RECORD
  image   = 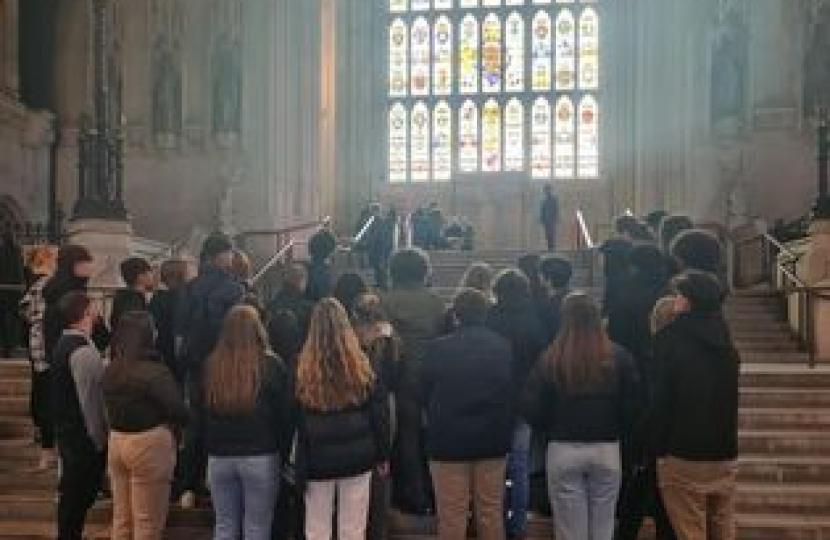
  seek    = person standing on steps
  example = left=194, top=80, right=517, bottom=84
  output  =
left=0, top=232, right=25, bottom=358
left=110, top=256, right=155, bottom=332
left=103, top=311, right=189, bottom=540
left=51, top=291, right=108, bottom=540
left=539, top=184, right=560, bottom=252
left=175, top=231, right=246, bottom=508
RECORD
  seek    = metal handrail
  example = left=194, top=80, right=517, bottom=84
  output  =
left=237, top=216, right=331, bottom=240
left=353, top=215, right=378, bottom=246
left=576, top=210, right=594, bottom=249
left=252, top=240, right=295, bottom=285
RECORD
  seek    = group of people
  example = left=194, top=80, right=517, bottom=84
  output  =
left=12, top=207, right=738, bottom=540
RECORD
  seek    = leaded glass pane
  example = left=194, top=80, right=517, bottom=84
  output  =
left=459, top=100, right=479, bottom=172
left=505, top=12, right=525, bottom=92
left=482, top=99, right=501, bottom=171
left=411, top=102, right=430, bottom=181
left=505, top=98, right=524, bottom=171
left=389, top=103, right=408, bottom=182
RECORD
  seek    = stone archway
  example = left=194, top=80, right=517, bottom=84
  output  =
left=0, top=195, right=24, bottom=233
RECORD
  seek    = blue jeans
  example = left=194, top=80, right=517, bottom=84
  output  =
left=547, top=442, right=621, bottom=540
left=505, top=423, right=531, bottom=536
left=208, top=454, right=281, bottom=540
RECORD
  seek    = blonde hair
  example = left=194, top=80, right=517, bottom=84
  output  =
left=542, top=292, right=614, bottom=394
left=25, top=245, right=56, bottom=275
left=205, top=305, right=271, bottom=415
left=650, top=296, right=677, bottom=335
left=296, top=298, right=375, bottom=411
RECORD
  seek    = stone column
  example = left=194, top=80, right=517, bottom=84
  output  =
left=3, top=0, right=19, bottom=97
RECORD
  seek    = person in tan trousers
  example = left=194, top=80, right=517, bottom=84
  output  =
left=103, top=311, right=189, bottom=540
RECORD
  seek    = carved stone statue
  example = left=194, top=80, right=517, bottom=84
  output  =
left=804, top=3, right=830, bottom=115
left=212, top=33, right=241, bottom=134
left=153, top=44, right=181, bottom=136
left=711, top=8, right=748, bottom=126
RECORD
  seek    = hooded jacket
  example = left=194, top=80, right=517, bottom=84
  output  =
left=651, top=311, right=740, bottom=461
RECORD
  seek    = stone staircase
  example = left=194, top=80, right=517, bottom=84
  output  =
left=0, top=252, right=829, bottom=539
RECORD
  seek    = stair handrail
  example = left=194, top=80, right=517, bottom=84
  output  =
left=353, top=215, right=378, bottom=247
left=252, top=240, right=295, bottom=285
left=741, top=231, right=830, bottom=367
left=575, top=209, right=595, bottom=249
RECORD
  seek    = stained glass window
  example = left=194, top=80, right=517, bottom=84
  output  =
left=411, top=102, right=430, bottom=181
left=505, top=98, right=524, bottom=171
left=531, top=97, right=552, bottom=178
left=579, top=8, right=599, bottom=89
left=577, top=95, right=599, bottom=178
left=411, top=17, right=430, bottom=96
left=459, top=15, right=479, bottom=94
left=389, top=19, right=408, bottom=97
left=555, top=9, right=575, bottom=90
left=532, top=11, right=552, bottom=91
left=459, top=100, right=479, bottom=172
left=482, top=99, right=501, bottom=171
left=554, top=96, right=575, bottom=178
left=433, top=16, right=453, bottom=95
left=505, top=13, right=525, bottom=92
left=433, top=101, right=452, bottom=180
left=482, top=14, right=502, bottom=93
left=387, top=0, right=601, bottom=182
left=389, top=103, right=408, bottom=182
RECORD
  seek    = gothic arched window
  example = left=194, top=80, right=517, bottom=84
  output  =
left=387, top=0, right=601, bottom=182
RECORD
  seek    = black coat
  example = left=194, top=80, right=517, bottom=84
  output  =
left=606, top=271, right=669, bottom=365
left=297, top=384, right=390, bottom=482
left=42, top=274, right=110, bottom=361
left=486, top=302, right=548, bottom=398
left=421, top=325, right=514, bottom=461
left=110, top=288, right=148, bottom=332
left=651, top=312, right=739, bottom=461
left=148, top=289, right=181, bottom=377
left=520, top=345, right=641, bottom=444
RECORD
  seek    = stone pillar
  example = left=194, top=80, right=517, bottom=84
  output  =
left=2, top=0, right=19, bottom=97
left=66, top=219, right=133, bottom=287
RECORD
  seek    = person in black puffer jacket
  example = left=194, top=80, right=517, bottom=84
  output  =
left=652, top=271, right=739, bottom=540
left=295, top=298, right=390, bottom=540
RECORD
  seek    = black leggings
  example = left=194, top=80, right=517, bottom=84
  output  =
left=30, top=368, right=54, bottom=449
left=57, top=437, right=105, bottom=540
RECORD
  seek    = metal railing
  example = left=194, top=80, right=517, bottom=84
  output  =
left=733, top=231, right=830, bottom=367
left=252, top=240, right=295, bottom=285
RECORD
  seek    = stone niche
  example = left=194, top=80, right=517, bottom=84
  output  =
left=0, top=94, right=53, bottom=223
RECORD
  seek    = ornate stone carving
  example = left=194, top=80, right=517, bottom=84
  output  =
left=211, top=0, right=242, bottom=136
left=804, top=0, right=830, bottom=115
left=151, top=0, right=183, bottom=141
left=711, top=0, right=748, bottom=132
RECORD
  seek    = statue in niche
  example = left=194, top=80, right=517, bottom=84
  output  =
left=153, top=42, right=182, bottom=136
left=804, top=3, right=830, bottom=115
left=711, top=7, right=748, bottom=128
left=212, top=33, right=242, bottom=134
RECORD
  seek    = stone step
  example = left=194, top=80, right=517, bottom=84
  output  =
left=734, top=340, right=802, bottom=353
left=740, top=388, right=830, bottom=408
left=736, top=484, right=830, bottom=516
left=739, top=408, right=830, bottom=431
left=0, top=418, right=34, bottom=439
left=0, top=397, right=29, bottom=416
left=0, top=362, right=30, bottom=378
left=739, top=455, right=830, bottom=484
left=739, top=430, right=830, bottom=455
left=0, top=522, right=211, bottom=540
left=0, top=495, right=212, bottom=529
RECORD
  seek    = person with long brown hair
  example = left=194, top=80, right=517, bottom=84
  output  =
left=295, top=298, right=390, bottom=540
left=204, top=305, right=291, bottom=540
left=103, top=311, right=188, bottom=540
left=521, top=292, right=640, bottom=540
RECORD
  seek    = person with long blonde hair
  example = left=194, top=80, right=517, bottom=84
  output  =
left=295, top=298, right=390, bottom=540
left=521, top=292, right=640, bottom=540
left=204, top=305, right=291, bottom=540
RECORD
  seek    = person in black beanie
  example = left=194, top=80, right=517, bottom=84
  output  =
left=110, top=257, right=155, bottom=331
left=174, top=231, right=245, bottom=508
left=652, top=270, right=739, bottom=540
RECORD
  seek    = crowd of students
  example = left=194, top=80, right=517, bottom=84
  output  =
left=14, top=210, right=738, bottom=540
